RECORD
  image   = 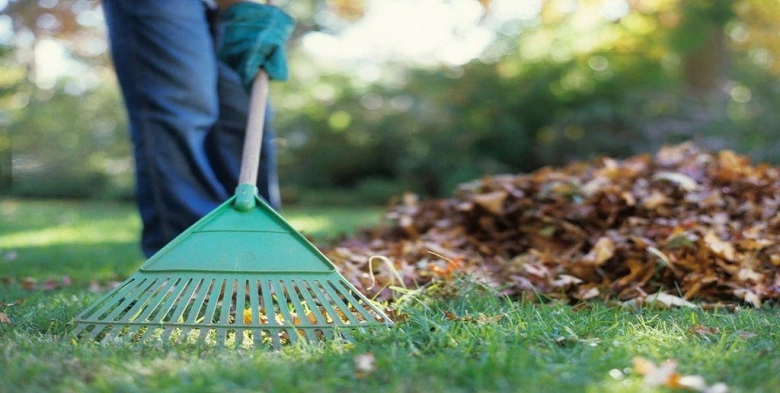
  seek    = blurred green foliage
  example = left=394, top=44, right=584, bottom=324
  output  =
left=273, top=0, right=780, bottom=198
left=1, top=0, right=779, bottom=202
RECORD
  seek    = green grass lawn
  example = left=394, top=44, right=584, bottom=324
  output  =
left=1, top=198, right=779, bottom=393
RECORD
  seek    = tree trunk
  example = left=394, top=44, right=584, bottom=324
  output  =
left=683, top=26, right=728, bottom=98
left=0, top=129, right=11, bottom=193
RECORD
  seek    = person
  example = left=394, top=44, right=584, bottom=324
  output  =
left=101, top=0, right=294, bottom=257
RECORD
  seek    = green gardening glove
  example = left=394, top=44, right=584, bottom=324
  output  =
left=219, top=2, right=295, bottom=91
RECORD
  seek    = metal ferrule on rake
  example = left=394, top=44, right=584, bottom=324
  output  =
left=74, top=71, right=392, bottom=349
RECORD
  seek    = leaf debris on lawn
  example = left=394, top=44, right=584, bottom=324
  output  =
left=326, top=143, right=780, bottom=307
left=0, top=312, right=12, bottom=325
left=632, top=357, right=728, bottom=393
left=354, top=353, right=376, bottom=377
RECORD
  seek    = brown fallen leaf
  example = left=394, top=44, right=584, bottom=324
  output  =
left=444, top=311, right=504, bottom=324
left=0, top=298, right=24, bottom=307
left=476, top=313, right=505, bottom=324
left=0, top=312, right=12, bottom=325
left=20, top=277, right=37, bottom=291
left=703, top=231, right=735, bottom=262
left=471, top=191, right=507, bottom=215
left=688, top=324, right=718, bottom=337
left=583, top=237, right=615, bottom=266
left=734, top=289, right=762, bottom=308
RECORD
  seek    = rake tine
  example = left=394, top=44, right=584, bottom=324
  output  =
left=271, top=330, right=281, bottom=349
left=219, top=279, right=236, bottom=325
left=150, top=278, right=189, bottom=324
left=311, top=280, right=349, bottom=325
left=101, top=279, right=159, bottom=324
left=86, top=324, right=110, bottom=341
left=283, top=279, right=309, bottom=325
left=199, top=280, right=224, bottom=342
left=76, top=278, right=139, bottom=321
left=295, top=280, right=328, bottom=325
left=234, top=279, right=248, bottom=348
left=248, top=279, right=261, bottom=324
left=270, top=280, right=295, bottom=326
left=185, top=279, right=212, bottom=325
left=72, top=324, right=88, bottom=337
left=215, top=327, right=226, bottom=349
left=340, top=329, right=355, bottom=342
left=332, top=281, right=381, bottom=323
left=287, top=328, right=299, bottom=345
left=248, top=279, right=264, bottom=348
left=216, top=279, right=236, bottom=346
left=86, top=278, right=150, bottom=323
left=262, top=280, right=278, bottom=327
left=252, top=328, right=264, bottom=348
left=131, top=278, right=179, bottom=324
left=99, top=324, right=127, bottom=342
left=203, top=279, right=225, bottom=324
left=161, top=278, right=201, bottom=342
left=123, top=324, right=145, bottom=342
left=319, top=280, right=363, bottom=325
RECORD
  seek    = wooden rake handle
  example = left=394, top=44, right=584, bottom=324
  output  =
left=234, top=0, right=278, bottom=211
left=234, top=70, right=270, bottom=212
left=238, top=71, right=271, bottom=187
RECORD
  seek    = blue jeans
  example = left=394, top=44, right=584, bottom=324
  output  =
left=103, top=0, right=281, bottom=257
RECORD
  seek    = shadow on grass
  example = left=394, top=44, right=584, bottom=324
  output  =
left=0, top=241, right=143, bottom=282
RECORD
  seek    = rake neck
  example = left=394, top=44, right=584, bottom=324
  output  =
left=235, top=71, right=270, bottom=212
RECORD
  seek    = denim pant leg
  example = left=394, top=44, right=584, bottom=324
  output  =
left=103, top=0, right=279, bottom=257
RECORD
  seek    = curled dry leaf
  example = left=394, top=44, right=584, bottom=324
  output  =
left=688, top=324, right=718, bottom=337
left=653, top=171, right=699, bottom=192
left=444, top=311, right=504, bottom=324
left=583, top=237, right=615, bottom=266
left=471, top=190, right=508, bottom=215
left=0, top=312, right=11, bottom=324
left=704, top=231, right=735, bottom=262
left=623, top=292, right=699, bottom=308
left=20, top=277, right=37, bottom=291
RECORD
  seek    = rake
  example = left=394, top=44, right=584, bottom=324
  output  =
left=73, top=69, right=392, bottom=349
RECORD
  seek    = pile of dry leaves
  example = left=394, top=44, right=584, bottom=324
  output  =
left=325, top=143, right=780, bottom=308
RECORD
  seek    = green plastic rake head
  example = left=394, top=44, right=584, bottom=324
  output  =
left=73, top=72, right=392, bottom=349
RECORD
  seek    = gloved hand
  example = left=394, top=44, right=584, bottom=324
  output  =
left=219, top=2, right=295, bottom=91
